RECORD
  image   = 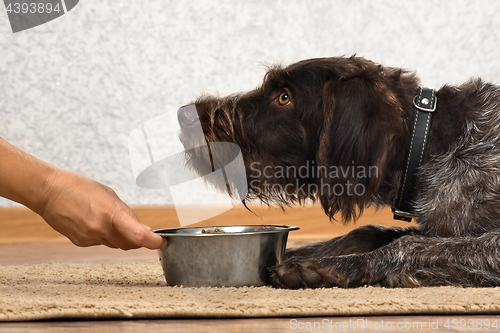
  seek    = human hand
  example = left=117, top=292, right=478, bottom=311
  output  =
left=37, top=168, right=167, bottom=250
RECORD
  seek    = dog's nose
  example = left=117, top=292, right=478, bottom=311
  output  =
left=177, top=105, right=200, bottom=127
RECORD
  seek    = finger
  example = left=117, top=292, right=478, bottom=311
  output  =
left=123, top=206, right=153, bottom=231
left=68, top=232, right=117, bottom=249
left=108, top=189, right=138, bottom=218
left=99, top=238, right=119, bottom=249
left=114, top=199, right=154, bottom=232
left=111, top=210, right=167, bottom=249
left=101, top=222, right=144, bottom=250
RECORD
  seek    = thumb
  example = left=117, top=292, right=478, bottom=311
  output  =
left=114, top=211, right=167, bottom=249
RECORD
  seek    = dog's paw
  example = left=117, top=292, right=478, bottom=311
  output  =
left=268, top=260, right=340, bottom=289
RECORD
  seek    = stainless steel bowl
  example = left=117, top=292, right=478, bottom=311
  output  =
left=154, top=225, right=299, bottom=287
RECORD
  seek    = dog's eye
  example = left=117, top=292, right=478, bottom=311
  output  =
left=278, top=91, right=291, bottom=106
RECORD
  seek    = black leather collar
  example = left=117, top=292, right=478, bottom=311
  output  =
left=392, top=87, right=437, bottom=222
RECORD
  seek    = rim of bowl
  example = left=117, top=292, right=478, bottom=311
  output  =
left=153, top=225, right=300, bottom=237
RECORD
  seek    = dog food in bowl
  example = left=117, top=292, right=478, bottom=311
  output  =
left=201, top=227, right=227, bottom=234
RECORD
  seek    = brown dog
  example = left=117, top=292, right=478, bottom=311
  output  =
left=178, top=56, right=500, bottom=288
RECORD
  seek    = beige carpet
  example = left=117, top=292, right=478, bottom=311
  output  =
left=1, top=262, right=500, bottom=322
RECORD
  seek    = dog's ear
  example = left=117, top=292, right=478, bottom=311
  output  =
left=316, top=76, right=405, bottom=222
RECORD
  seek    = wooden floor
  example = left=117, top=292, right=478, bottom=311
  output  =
left=0, top=204, right=418, bottom=245
left=2, top=315, right=500, bottom=333
left=1, top=205, right=498, bottom=332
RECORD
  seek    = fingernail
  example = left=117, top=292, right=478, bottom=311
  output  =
left=160, top=238, right=168, bottom=248
left=140, top=223, right=151, bottom=231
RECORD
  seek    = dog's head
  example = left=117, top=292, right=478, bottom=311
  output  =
left=178, top=56, right=418, bottom=221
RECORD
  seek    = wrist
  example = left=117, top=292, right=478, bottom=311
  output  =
left=0, top=137, right=60, bottom=214
left=30, top=163, right=61, bottom=215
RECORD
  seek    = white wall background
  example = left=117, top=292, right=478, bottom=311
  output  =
left=1, top=0, right=499, bottom=207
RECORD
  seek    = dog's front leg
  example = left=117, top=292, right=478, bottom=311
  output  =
left=269, top=232, right=500, bottom=289
left=269, top=225, right=419, bottom=288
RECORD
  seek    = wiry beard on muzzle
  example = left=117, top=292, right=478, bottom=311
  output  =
left=177, top=96, right=249, bottom=204
left=197, top=94, right=244, bottom=145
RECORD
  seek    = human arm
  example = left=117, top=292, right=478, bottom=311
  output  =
left=0, top=137, right=166, bottom=250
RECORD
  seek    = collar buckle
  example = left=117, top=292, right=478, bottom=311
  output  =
left=391, top=208, right=413, bottom=222
left=413, top=94, right=437, bottom=112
